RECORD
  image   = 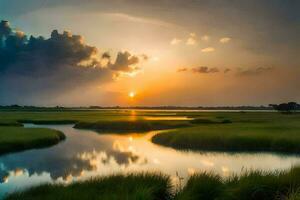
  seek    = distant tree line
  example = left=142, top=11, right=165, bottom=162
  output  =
left=0, top=105, right=273, bottom=110
left=269, top=102, right=300, bottom=113
left=0, top=104, right=299, bottom=112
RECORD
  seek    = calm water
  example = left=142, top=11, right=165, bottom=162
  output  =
left=1, top=124, right=300, bottom=198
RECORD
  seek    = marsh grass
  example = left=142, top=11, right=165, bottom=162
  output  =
left=0, top=127, right=65, bottom=155
left=176, top=167, right=300, bottom=200
left=152, top=120, right=300, bottom=153
left=284, top=190, right=300, bottom=200
left=0, top=122, right=23, bottom=127
left=18, top=119, right=78, bottom=125
left=5, top=168, right=300, bottom=200
left=1, top=110, right=300, bottom=153
left=190, top=118, right=232, bottom=124
left=74, top=120, right=190, bottom=133
left=5, top=173, right=173, bottom=200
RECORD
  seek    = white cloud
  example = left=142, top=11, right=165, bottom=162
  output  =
left=170, top=38, right=182, bottom=45
left=186, top=32, right=197, bottom=45
left=186, top=37, right=196, bottom=45
left=220, top=37, right=231, bottom=43
left=201, top=47, right=215, bottom=52
left=201, top=35, right=210, bottom=41
left=189, top=32, right=196, bottom=37
left=102, top=13, right=178, bottom=28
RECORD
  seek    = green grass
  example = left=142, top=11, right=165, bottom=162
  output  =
left=152, top=113, right=300, bottom=153
left=0, top=110, right=188, bottom=124
left=18, top=119, right=78, bottom=125
left=5, top=173, right=172, bottom=200
left=0, top=127, right=65, bottom=155
left=0, top=122, right=23, bottom=127
left=5, top=167, right=300, bottom=200
left=285, top=190, right=300, bottom=200
left=176, top=166, right=300, bottom=200
left=74, top=120, right=190, bottom=133
left=1, top=110, right=300, bottom=152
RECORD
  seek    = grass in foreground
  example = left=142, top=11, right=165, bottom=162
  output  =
left=5, top=173, right=172, bottom=200
left=176, top=166, right=300, bottom=200
left=5, top=167, right=300, bottom=200
left=152, top=116, right=300, bottom=153
left=0, top=127, right=65, bottom=155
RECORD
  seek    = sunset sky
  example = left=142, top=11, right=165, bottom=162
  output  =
left=0, top=0, right=299, bottom=106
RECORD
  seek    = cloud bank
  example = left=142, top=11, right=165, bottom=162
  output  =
left=237, top=67, right=274, bottom=76
left=177, top=66, right=274, bottom=76
left=192, top=66, right=219, bottom=73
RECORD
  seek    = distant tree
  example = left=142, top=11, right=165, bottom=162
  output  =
left=270, top=102, right=299, bottom=113
left=10, top=104, right=21, bottom=108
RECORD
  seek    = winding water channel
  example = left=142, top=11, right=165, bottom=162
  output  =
left=1, top=124, right=300, bottom=198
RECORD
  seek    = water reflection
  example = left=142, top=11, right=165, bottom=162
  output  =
left=1, top=124, right=300, bottom=198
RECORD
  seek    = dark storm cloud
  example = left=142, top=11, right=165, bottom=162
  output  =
left=0, top=20, right=144, bottom=105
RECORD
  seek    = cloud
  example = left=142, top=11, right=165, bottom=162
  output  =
left=192, top=66, right=219, bottom=73
left=177, top=67, right=188, bottom=72
left=102, top=52, right=111, bottom=59
left=186, top=33, right=197, bottom=45
left=201, top=35, right=210, bottom=41
left=224, top=68, right=231, bottom=73
left=201, top=47, right=215, bottom=52
left=102, top=12, right=178, bottom=28
left=107, top=51, right=140, bottom=72
left=237, top=67, right=274, bottom=76
left=0, top=20, right=145, bottom=104
left=170, top=38, right=182, bottom=45
left=220, top=37, right=231, bottom=43
left=141, top=54, right=149, bottom=60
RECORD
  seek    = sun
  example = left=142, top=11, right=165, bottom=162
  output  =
left=128, top=91, right=136, bottom=98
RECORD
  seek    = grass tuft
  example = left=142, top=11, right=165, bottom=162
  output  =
left=5, top=167, right=300, bottom=200
left=176, top=167, right=300, bottom=200
left=5, top=173, right=173, bottom=200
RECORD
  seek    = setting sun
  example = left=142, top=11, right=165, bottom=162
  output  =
left=129, top=91, right=136, bottom=98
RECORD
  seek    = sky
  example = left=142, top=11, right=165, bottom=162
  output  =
left=0, top=0, right=299, bottom=106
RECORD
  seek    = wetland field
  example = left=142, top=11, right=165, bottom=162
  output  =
left=0, top=109, right=300, bottom=199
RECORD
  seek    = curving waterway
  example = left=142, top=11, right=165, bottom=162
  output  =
left=1, top=124, right=300, bottom=198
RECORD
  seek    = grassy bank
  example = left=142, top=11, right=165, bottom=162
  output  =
left=5, top=167, right=300, bottom=200
left=176, top=166, right=300, bottom=200
left=0, top=127, right=65, bottom=155
left=152, top=114, right=300, bottom=153
left=74, top=120, right=190, bottom=133
left=1, top=110, right=300, bottom=152
left=5, top=173, right=172, bottom=200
